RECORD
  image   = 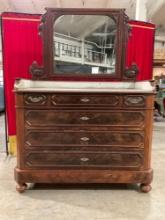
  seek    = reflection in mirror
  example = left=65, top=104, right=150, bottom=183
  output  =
left=53, top=15, right=117, bottom=75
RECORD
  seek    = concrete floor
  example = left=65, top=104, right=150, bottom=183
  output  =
left=0, top=113, right=6, bottom=152
left=0, top=115, right=165, bottom=220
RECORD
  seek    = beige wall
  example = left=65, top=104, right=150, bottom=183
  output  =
left=153, top=67, right=165, bottom=78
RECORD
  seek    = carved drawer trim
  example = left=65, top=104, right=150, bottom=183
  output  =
left=24, top=94, right=47, bottom=105
left=124, top=95, right=146, bottom=107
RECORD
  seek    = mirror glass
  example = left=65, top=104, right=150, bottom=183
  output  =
left=53, top=15, right=117, bottom=75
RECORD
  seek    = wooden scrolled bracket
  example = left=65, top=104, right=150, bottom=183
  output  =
left=38, top=13, right=47, bottom=37
left=29, top=61, right=45, bottom=80
left=124, top=63, right=139, bottom=80
left=38, top=23, right=44, bottom=37
left=127, top=24, right=132, bottom=37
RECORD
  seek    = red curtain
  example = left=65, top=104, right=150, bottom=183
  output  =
left=2, top=12, right=42, bottom=136
left=127, top=20, right=155, bottom=80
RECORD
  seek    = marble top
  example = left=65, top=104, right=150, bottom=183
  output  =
left=14, top=79, right=154, bottom=93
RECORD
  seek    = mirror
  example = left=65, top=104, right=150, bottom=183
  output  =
left=53, top=15, right=117, bottom=75
left=30, top=8, right=129, bottom=80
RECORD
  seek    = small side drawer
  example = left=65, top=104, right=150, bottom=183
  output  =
left=51, top=94, right=120, bottom=107
left=25, top=151, right=144, bottom=169
left=24, top=94, right=48, bottom=106
left=123, top=95, right=146, bottom=107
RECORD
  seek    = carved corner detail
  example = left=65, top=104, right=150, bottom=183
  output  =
left=29, top=61, right=45, bottom=80
left=38, top=13, right=47, bottom=37
left=124, top=63, right=139, bottom=80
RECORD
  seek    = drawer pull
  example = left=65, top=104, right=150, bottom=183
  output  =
left=80, top=116, right=90, bottom=121
left=81, top=97, right=90, bottom=102
left=80, top=137, right=89, bottom=141
left=80, top=157, right=89, bottom=162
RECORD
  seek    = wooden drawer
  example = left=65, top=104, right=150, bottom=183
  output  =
left=51, top=94, right=120, bottom=107
left=25, top=131, right=144, bottom=149
left=25, top=151, right=144, bottom=169
left=25, top=110, right=145, bottom=128
left=23, top=93, right=147, bottom=108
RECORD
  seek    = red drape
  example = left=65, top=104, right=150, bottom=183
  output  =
left=2, top=12, right=42, bottom=136
left=127, top=20, right=155, bottom=80
left=1, top=13, right=155, bottom=138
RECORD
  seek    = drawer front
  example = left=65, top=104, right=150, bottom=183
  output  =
left=25, top=110, right=145, bottom=127
left=51, top=94, right=120, bottom=106
left=25, top=151, right=144, bottom=169
left=25, top=131, right=144, bottom=149
left=23, top=94, right=147, bottom=108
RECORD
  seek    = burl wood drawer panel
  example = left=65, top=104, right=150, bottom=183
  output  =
left=25, top=110, right=145, bottom=127
left=51, top=94, right=120, bottom=106
left=25, top=131, right=144, bottom=148
left=25, top=151, right=144, bottom=169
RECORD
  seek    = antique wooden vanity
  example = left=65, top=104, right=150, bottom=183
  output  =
left=14, top=8, right=154, bottom=193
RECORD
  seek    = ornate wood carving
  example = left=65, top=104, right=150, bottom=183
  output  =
left=124, top=95, right=145, bottom=107
left=124, top=63, right=139, bottom=79
left=38, top=13, right=47, bottom=37
left=29, top=61, right=45, bottom=79
left=24, top=94, right=47, bottom=105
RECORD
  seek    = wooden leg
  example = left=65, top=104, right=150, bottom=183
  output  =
left=16, top=183, right=27, bottom=193
left=140, top=183, right=152, bottom=193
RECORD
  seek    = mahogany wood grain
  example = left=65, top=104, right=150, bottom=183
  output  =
left=15, top=92, right=154, bottom=192
left=15, top=168, right=153, bottom=184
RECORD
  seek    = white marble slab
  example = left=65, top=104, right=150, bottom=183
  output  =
left=14, top=79, right=154, bottom=93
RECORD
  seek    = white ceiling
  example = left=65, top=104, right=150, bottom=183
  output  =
left=0, top=0, right=136, bottom=18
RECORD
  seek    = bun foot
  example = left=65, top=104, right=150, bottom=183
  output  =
left=140, top=183, right=152, bottom=193
left=16, top=183, right=27, bottom=193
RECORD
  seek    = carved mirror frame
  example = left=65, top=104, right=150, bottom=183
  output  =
left=30, top=8, right=137, bottom=80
